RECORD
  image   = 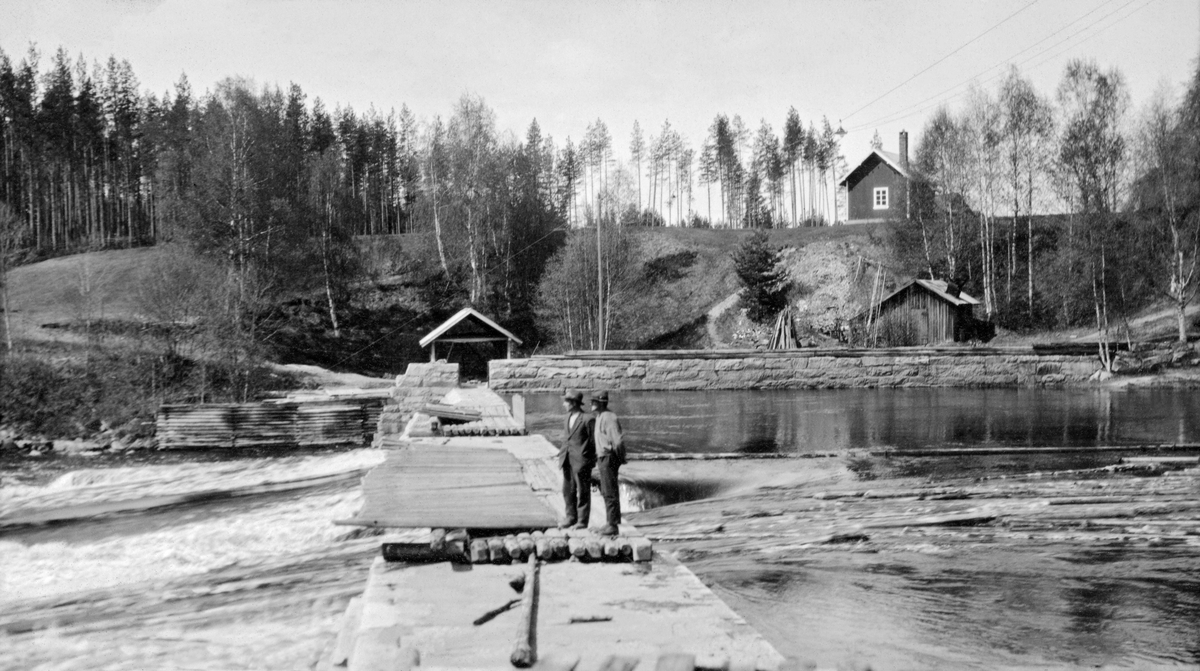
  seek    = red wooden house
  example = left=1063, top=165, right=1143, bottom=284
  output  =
left=839, top=131, right=910, bottom=223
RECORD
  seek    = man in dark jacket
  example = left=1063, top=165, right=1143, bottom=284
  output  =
left=558, top=389, right=595, bottom=529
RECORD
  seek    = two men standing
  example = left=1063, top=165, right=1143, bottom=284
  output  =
left=558, top=389, right=624, bottom=536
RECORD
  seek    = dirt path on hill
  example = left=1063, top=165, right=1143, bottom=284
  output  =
left=269, top=363, right=394, bottom=389
left=705, top=291, right=741, bottom=347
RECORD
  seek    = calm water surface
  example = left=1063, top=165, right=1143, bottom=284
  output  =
left=523, top=387, right=1200, bottom=453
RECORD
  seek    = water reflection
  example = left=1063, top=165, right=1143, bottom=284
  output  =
left=521, top=388, right=1200, bottom=453
left=705, top=549, right=1200, bottom=669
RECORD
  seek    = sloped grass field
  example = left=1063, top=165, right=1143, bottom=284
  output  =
left=5, top=246, right=161, bottom=344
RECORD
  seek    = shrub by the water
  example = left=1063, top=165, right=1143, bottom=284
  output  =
left=0, top=348, right=299, bottom=440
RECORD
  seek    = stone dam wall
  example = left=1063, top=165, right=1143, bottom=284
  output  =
left=489, top=348, right=1102, bottom=392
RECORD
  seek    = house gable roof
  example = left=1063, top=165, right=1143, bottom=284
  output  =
left=419, top=307, right=523, bottom=348
left=839, top=149, right=910, bottom=187
left=879, top=278, right=980, bottom=308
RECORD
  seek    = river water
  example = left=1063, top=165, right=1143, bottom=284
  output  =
left=523, top=387, right=1200, bottom=453
left=2, top=388, right=1198, bottom=669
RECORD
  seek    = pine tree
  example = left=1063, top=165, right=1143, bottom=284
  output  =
left=732, top=229, right=788, bottom=322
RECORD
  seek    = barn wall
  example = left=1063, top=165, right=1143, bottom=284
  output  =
left=847, top=160, right=906, bottom=221
left=878, top=286, right=957, bottom=344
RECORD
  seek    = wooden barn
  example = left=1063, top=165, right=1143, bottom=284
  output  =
left=839, top=131, right=910, bottom=223
left=874, top=279, right=981, bottom=344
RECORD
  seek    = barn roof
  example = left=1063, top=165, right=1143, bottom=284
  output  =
left=879, top=279, right=980, bottom=308
left=838, top=149, right=910, bottom=187
left=419, top=308, right=523, bottom=348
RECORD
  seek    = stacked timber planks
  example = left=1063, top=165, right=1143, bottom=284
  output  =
left=349, top=446, right=558, bottom=529
left=157, top=399, right=383, bottom=449
left=422, top=404, right=483, bottom=422
left=156, top=405, right=238, bottom=448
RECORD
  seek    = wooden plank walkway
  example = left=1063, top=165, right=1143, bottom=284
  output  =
left=346, top=445, right=557, bottom=529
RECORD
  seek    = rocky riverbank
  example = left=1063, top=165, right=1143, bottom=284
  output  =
left=0, top=428, right=157, bottom=459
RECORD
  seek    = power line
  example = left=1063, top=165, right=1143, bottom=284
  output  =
left=848, top=0, right=1150, bottom=132
left=849, top=0, right=1141, bottom=131
left=843, top=0, right=1042, bottom=122
left=848, top=0, right=1120, bottom=132
left=1020, top=0, right=1154, bottom=72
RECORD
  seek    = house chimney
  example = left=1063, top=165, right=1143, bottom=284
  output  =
left=899, top=130, right=909, bottom=172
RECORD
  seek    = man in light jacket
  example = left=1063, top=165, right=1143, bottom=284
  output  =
left=590, top=390, right=625, bottom=536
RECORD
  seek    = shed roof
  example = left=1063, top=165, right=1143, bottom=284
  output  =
left=879, top=279, right=980, bottom=308
left=838, top=149, right=910, bottom=187
left=419, top=308, right=523, bottom=348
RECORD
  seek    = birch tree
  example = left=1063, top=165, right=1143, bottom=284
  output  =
left=1057, top=59, right=1131, bottom=367
left=0, top=201, right=25, bottom=352
left=999, top=66, right=1054, bottom=314
left=1135, top=77, right=1200, bottom=342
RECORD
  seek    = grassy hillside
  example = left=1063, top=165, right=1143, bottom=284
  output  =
left=6, top=246, right=161, bottom=345
left=0, top=224, right=894, bottom=356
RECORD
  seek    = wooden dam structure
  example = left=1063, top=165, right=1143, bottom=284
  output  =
left=328, top=365, right=785, bottom=671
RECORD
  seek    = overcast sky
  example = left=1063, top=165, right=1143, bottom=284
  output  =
left=2, top=0, right=1197, bottom=165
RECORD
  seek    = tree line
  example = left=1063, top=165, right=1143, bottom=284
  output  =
left=895, top=60, right=1200, bottom=345
left=2, top=44, right=1196, bottom=357
left=0, top=47, right=421, bottom=256
left=0, top=42, right=859, bottom=359
left=0, top=44, right=853, bottom=263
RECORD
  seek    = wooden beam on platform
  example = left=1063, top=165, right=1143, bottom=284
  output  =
left=510, top=554, right=540, bottom=668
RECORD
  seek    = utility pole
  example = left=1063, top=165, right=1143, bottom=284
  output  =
left=597, top=217, right=604, bottom=350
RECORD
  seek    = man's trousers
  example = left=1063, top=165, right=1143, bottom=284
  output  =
left=561, top=457, right=593, bottom=526
left=597, top=454, right=621, bottom=527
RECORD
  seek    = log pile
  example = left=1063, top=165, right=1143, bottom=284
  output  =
left=438, top=421, right=526, bottom=437
left=767, top=305, right=799, bottom=350
left=380, top=528, right=654, bottom=565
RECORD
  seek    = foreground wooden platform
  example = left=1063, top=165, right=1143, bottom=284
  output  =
left=335, top=555, right=784, bottom=671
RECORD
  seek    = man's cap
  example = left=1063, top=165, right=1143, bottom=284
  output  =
left=591, top=390, right=610, bottom=404
left=562, top=389, right=583, bottom=403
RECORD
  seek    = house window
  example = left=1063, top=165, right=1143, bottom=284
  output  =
left=873, top=187, right=889, bottom=209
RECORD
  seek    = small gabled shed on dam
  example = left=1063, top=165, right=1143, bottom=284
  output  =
left=420, top=307, right=522, bottom=362
left=875, top=278, right=980, bottom=344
